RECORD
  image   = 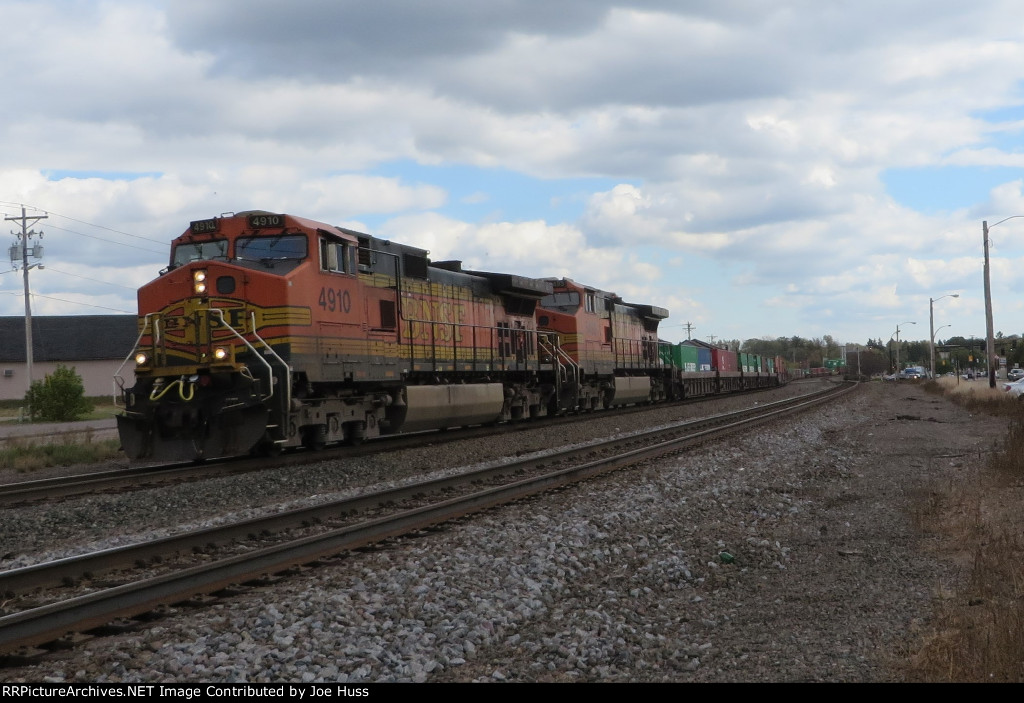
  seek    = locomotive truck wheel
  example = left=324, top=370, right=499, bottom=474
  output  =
left=303, top=425, right=327, bottom=451
left=344, top=421, right=366, bottom=446
left=253, top=438, right=282, bottom=457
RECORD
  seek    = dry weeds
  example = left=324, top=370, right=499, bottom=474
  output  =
left=904, top=378, right=1024, bottom=682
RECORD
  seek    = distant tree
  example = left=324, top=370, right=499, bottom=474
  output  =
left=999, top=336, right=1024, bottom=369
left=25, top=365, right=93, bottom=422
left=741, top=338, right=773, bottom=356
left=905, top=340, right=928, bottom=366
left=847, top=349, right=887, bottom=377
left=822, top=334, right=841, bottom=360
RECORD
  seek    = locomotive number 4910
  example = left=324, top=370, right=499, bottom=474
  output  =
left=247, top=214, right=285, bottom=228
left=318, top=287, right=352, bottom=314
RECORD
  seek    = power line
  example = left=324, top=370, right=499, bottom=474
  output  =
left=5, top=291, right=134, bottom=314
left=42, top=223, right=166, bottom=255
left=44, top=267, right=138, bottom=290
left=0, top=201, right=164, bottom=244
left=0, top=203, right=168, bottom=274
left=31, top=292, right=133, bottom=314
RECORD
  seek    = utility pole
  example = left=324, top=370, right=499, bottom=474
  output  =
left=7, top=207, right=46, bottom=407
left=684, top=322, right=695, bottom=339
left=983, top=221, right=997, bottom=388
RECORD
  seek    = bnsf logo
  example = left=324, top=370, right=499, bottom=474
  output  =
left=151, top=301, right=312, bottom=344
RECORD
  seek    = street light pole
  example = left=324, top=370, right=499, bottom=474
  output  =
left=932, top=324, right=951, bottom=375
left=930, top=293, right=959, bottom=379
left=894, top=321, right=916, bottom=372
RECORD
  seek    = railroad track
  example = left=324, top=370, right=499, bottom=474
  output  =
left=0, top=381, right=855, bottom=661
left=0, top=383, right=800, bottom=506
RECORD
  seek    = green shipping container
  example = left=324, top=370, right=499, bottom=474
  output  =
left=662, top=343, right=698, bottom=371
left=659, top=343, right=675, bottom=366
left=677, top=343, right=699, bottom=372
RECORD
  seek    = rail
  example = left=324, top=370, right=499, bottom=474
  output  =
left=0, top=382, right=855, bottom=655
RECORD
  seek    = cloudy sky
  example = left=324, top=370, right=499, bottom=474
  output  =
left=2, top=0, right=1024, bottom=348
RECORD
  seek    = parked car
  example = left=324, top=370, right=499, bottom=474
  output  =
left=1003, top=379, right=1024, bottom=397
left=1008, top=368, right=1024, bottom=382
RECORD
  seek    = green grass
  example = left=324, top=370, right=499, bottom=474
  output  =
left=0, top=396, right=119, bottom=424
left=0, top=437, right=123, bottom=472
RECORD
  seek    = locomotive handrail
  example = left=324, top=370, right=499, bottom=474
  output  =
left=248, top=311, right=292, bottom=404
left=539, top=333, right=579, bottom=390
left=401, top=314, right=548, bottom=373
left=112, top=312, right=159, bottom=406
left=206, top=308, right=281, bottom=405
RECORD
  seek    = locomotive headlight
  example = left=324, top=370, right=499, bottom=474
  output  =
left=213, top=346, right=230, bottom=361
left=135, top=352, right=148, bottom=366
left=193, top=270, right=208, bottom=295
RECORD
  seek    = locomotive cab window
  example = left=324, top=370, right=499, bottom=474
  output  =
left=539, top=291, right=580, bottom=314
left=171, top=239, right=228, bottom=266
left=235, top=235, right=307, bottom=273
left=320, top=237, right=353, bottom=275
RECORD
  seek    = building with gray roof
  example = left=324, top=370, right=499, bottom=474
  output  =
left=0, top=315, right=138, bottom=400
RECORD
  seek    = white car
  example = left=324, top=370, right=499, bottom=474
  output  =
left=1008, top=368, right=1024, bottom=382
left=1003, top=379, right=1024, bottom=397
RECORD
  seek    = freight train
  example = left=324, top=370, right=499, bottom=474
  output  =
left=115, top=211, right=788, bottom=461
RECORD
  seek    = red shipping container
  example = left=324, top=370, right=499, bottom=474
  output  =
left=712, top=348, right=738, bottom=372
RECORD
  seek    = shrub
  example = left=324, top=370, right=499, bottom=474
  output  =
left=25, top=365, right=93, bottom=422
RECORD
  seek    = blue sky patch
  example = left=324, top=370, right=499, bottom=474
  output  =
left=974, top=103, right=1024, bottom=123
left=366, top=160, right=634, bottom=224
left=44, top=170, right=163, bottom=181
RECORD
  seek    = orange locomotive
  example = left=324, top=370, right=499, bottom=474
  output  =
left=115, top=212, right=672, bottom=461
left=536, top=278, right=669, bottom=412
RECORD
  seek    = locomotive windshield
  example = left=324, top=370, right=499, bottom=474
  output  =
left=235, top=235, right=308, bottom=272
left=538, top=291, right=580, bottom=314
left=172, top=239, right=228, bottom=266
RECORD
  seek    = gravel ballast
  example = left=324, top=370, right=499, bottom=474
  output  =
left=0, top=380, right=1005, bottom=682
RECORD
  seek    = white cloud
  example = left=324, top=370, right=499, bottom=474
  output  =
left=2, top=1, right=1024, bottom=345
